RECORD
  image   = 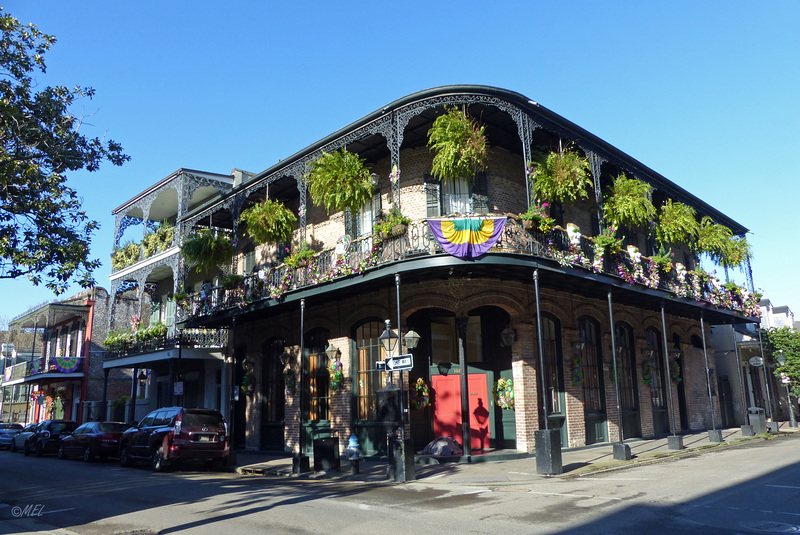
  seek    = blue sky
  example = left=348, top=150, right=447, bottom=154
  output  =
left=3, top=1, right=798, bottom=322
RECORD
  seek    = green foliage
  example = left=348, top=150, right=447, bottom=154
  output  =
left=602, top=174, right=656, bottom=229
left=655, top=199, right=698, bottom=248
left=110, top=242, right=141, bottom=271
left=181, top=229, right=234, bottom=272
left=427, top=107, right=488, bottom=184
left=722, top=236, right=752, bottom=269
left=105, top=322, right=168, bottom=352
left=695, top=216, right=733, bottom=264
left=373, top=208, right=411, bottom=239
left=593, top=226, right=624, bottom=255
left=221, top=274, right=244, bottom=289
left=519, top=203, right=556, bottom=233
left=529, top=143, right=592, bottom=204
left=307, top=148, right=373, bottom=214
left=650, top=249, right=675, bottom=273
left=0, top=10, right=129, bottom=293
left=142, top=222, right=174, bottom=258
left=762, top=327, right=800, bottom=397
left=239, top=198, right=296, bottom=244
left=284, top=242, right=315, bottom=269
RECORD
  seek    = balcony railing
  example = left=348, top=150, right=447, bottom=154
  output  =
left=177, top=218, right=761, bottom=322
left=104, top=328, right=229, bottom=361
left=3, top=356, right=85, bottom=383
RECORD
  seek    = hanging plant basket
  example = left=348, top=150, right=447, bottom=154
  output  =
left=602, top=173, right=656, bottom=230
left=239, top=198, right=296, bottom=244
left=181, top=229, right=234, bottom=272
left=307, top=148, right=373, bottom=215
left=529, top=142, right=592, bottom=204
left=427, top=107, right=488, bottom=183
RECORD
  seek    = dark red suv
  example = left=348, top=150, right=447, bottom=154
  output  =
left=118, top=407, right=229, bottom=471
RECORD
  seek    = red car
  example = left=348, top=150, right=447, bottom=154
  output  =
left=57, top=421, right=129, bottom=462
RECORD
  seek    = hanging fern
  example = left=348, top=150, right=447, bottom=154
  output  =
left=307, top=148, right=373, bottom=215
left=655, top=199, right=698, bottom=248
left=530, top=143, right=592, bottom=204
left=181, top=228, right=233, bottom=272
left=696, top=216, right=733, bottom=264
left=602, top=173, right=655, bottom=229
left=721, top=235, right=752, bottom=268
left=427, top=107, right=488, bottom=183
left=239, top=198, right=296, bottom=244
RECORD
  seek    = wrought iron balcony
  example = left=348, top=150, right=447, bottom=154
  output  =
left=2, top=356, right=85, bottom=384
left=104, top=328, right=229, bottom=361
left=176, top=218, right=761, bottom=322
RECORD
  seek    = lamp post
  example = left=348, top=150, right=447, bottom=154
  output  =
left=777, top=351, right=797, bottom=428
left=380, top=319, right=416, bottom=482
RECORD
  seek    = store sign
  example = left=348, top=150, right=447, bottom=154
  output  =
left=174, top=382, right=184, bottom=396
left=749, top=356, right=764, bottom=367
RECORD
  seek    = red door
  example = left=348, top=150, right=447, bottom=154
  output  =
left=432, top=374, right=491, bottom=451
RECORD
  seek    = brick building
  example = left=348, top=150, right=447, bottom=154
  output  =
left=155, top=85, right=757, bottom=457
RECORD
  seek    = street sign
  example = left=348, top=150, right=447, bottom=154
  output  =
left=375, top=361, right=386, bottom=371
left=749, top=356, right=764, bottom=367
left=386, top=354, right=413, bottom=371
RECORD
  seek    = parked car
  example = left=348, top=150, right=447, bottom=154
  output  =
left=57, top=421, right=128, bottom=462
left=24, top=420, right=77, bottom=457
left=9, top=423, right=38, bottom=453
left=118, top=407, right=229, bottom=472
left=0, top=423, right=23, bottom=449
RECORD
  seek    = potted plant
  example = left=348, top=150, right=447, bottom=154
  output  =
left=520, top=202, right=555, bottom=233
left=142, top=221, right=174, bottom=258
left=529, top=142, right=592, bottom=204
left=221, top=274, right=245, bottom=290
left=602, top=174, right=656, bottom=230
left=655, top=199, right=698, bottom=249
left=593, top=226, right=624, bottom=256
left=284, top=242, right=315, bottom=269
left=427, top=106, right=488, bottom=183
left=181, top=228, right=234, bottom=272
left=110, top=242, right=141, bottom=271
left=373, top=208, right=411, bottom=240
left=239, top=198, right=296, bottom=244
left=307, top=148, right=374, bottom=214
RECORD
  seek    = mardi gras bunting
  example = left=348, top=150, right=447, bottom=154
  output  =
left=427, top=217, right=507, bottom=259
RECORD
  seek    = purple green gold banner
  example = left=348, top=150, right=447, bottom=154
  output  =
left=427, top=217, right=507, bottom=259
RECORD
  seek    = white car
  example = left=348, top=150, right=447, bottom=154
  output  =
left=9, top=423, right=38, bottom=453
left=0, top=423, right=23, bottom=449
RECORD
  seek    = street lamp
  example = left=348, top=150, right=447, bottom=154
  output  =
left=325, top=343, right=339, bottom=361
left=404, top=330, right=420, bottom=351
left=777, top=350, right=797, bottom=428
left=379, top=319, right=399, bottom=355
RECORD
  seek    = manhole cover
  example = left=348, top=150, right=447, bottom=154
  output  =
left=450, top=476, right=509, bottom=484
left=741, top=521, right=800, bottom=533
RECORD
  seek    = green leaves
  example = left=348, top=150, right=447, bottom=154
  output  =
left=602, top=173, right=655, bottom=229
left=655, top=199, right=698, bottom=248
left=0, top=10, right=129, bottom=293
left=530, top=143, right=592, bottom=204
left=762, top=326, right=800, bottom=397
left=181, top=229, right=233, bottom=273
left=239, top=198, right=296, bottom=244
left=427, top=107, right=488, bottom=184
left=307, top=148, right=373, bottom=215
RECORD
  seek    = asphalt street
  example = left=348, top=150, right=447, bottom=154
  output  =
left=0, top=434, right=799, bottom=534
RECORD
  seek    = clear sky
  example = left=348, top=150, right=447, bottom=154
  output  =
left=3, top=1, right=798, bottom=322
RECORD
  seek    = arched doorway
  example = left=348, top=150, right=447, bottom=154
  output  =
left=672, top=333, right=689, bottom=430
left=579, top=317, right=607, bottom=445
left=646, top=328, right=669, bottom=435
left=260, top=338, right=286, bottom=451
left=615, top=322, right=641, bottom=438
left=541, top=314, right=567, bottom=447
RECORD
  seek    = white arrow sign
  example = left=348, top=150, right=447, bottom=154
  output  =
left=384, top=354, right=414, bottom=371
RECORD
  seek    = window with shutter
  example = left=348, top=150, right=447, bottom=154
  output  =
left=425, top=181, right=441, bottom=218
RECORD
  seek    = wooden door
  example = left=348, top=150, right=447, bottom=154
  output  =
left=432, top=373, right=490, bottom=451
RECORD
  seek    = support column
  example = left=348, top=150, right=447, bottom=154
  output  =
left=661, top=302, right=682, bottom=450
left=608, top=289, right=631, bottom=460
left=511, top=316, right=537, bottom=453
left=701, top=315, right=723, bottom=442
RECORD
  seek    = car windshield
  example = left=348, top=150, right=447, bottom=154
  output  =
left=99, top=423, right=129, bottom=432
left=51, top=422, right=77, bottom=434
left=182, top=412, right=223, bottom=427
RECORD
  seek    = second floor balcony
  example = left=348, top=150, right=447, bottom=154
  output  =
left=104, top=327, right=229, bottom=362
left=177, top=217, right=761, bottom=325
left=2, top=356, right=85, bottom=385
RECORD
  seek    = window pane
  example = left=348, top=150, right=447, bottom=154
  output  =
left=356, top=322, right=387, bottom=420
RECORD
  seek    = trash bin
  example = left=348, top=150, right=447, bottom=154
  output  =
left=313, top=428, right=340, bottom=472
left=747, top=407, right=766, bottom=434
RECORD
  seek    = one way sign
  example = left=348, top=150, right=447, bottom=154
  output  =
left=376, top=354, right=414, bottom=372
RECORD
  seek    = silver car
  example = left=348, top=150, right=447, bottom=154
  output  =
left=0, top=423, right=23, bottom=449
left=9, top=423, right=38, bottom=453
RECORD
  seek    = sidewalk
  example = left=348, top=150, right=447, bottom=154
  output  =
left=232, top=422, right=800, bottom=484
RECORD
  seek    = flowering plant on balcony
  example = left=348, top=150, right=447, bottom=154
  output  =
left=373, top=208, right=411, bottom=241
left=410, top=378, right=431, bottom=410
left=593, top=226, right=624, bottom=256
left=284, top=242, right=315, bottom=269
left=492, top=378, right=514, bottom=410
left=520, top=202, right=555, bottom=233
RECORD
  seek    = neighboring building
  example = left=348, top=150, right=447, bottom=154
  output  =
left=129, top=86, right=760, bottom=456
left=103, top=168, right=241, bottom=422
left=758, top=299, right=795, bottom=330
left=1, top=288, right=131, bottom=424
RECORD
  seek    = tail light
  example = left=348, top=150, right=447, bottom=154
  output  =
left=174, top=413, right=182, bottom=436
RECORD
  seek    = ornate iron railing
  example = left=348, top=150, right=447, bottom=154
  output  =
left=2, top=356, right=85, bottom=383
left=176, top=218, right=760, bottom=322
left=104, top=328, right=229, bottom=361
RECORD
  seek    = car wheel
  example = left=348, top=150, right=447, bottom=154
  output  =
left=10, top=441, right=17, bottom=453
left=57, top=445, right=65, bottom=460
left=83, top=445, right=93, bottom=463
left=119, top=444, right=132, bottom=467
left=152, top=446, right=169, bottom=472
left=34, top=442, right=43, bottom=457
left=23, top=442, right=30, bottom=456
